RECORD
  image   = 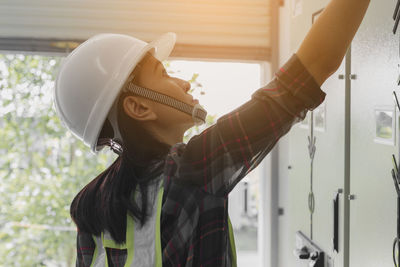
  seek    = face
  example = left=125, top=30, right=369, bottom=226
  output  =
left=122, top=52, right=198, bottom=144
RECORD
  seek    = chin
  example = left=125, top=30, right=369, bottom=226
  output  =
left=183, top=120, right=196, bottom=130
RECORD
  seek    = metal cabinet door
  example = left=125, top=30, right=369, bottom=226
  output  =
left=287, top=54, right=346, bottom=267
left=286, top=1, right=347, bottom=266
left=349, top=1, right=399, bottom=267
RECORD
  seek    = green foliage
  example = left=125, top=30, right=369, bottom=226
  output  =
left=0, top=54, right=116, bottom=266
left=0, top=54, right=215, bottom=266
left=163, top=61, right=204, bottom=95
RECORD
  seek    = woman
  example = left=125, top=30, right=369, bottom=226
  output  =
left=54, top=0, right=371, bottom=266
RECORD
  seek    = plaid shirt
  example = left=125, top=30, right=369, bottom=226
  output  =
left=75, top=53, right=326, bottom=267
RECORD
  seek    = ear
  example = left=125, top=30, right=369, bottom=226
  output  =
left=122, top=95, right=157, bottom=121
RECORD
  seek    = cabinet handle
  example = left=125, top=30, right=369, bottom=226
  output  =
left=333, top=190, right=340, bottom=252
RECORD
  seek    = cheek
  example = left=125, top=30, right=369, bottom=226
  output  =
left=150, top=80, right=191, bottom=118
left=156, top=104, right=188, bottom=126
left=152, top=91, right=192, bottom=121
left=161, top=80, right=187, bottom=100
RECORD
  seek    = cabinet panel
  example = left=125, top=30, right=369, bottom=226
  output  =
left=349, top=0, right=398, bottom=266
left=312, top=59, right=346, bottom=267
left=288, top=57, right=346, bottom=267
left=287, top=0, right=346, bottom=266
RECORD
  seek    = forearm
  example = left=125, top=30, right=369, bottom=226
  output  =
left=296, top=0, right=371, bottom=86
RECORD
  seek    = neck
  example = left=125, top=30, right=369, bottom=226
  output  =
left=144, top=122, right=186, bottom=146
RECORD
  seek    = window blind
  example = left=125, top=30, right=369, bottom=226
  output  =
left=0, top=0, right=272, bottom=60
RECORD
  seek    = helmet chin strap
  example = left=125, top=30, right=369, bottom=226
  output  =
left=106, top=81, right=208, bottom=146
left=125, top=82, right=207, bottom=125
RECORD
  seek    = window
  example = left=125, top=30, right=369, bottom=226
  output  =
left=168, top=59, right=262, bottom=267
left=0, top=53, right=266, bottom=266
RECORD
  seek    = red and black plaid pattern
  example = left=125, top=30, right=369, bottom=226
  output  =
left=75, top=53, right=326, bottom=266
left=76, top=230, right=96, bottom=267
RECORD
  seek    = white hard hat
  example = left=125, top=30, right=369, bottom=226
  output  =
left=54, top=32, right=176, bottom=153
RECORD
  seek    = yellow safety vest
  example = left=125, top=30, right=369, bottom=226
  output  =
left=88, top=178, right=237, bottom=267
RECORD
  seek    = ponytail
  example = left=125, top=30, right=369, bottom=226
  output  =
left=70, top=91, right=170, bottom=244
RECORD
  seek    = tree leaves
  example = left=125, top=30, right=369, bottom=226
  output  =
left=0, top=53, right=114, bottom=266
left=0, top=54, right=215, bottom=266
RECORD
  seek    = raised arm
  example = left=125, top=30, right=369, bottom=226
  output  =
left=174, top=0, right=371, bottom=197
left=296, top=0, right=371, bottom=86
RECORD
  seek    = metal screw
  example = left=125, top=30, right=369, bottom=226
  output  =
left=338, top=74, right=357, bottom=80
left=348, top=194, right=356, bottom=200
left=278, top=208, right=284, bottom=216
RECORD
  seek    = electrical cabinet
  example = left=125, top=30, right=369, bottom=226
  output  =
left=287, top=41, right=346, bottom=267
left=280, top=0, right=400, bottom=267
left=349, top=0, right=398, bottom=266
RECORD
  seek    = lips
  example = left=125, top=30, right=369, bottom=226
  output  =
left=192, top=99, right=199, bottom=104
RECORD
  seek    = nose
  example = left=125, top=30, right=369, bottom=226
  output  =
left=179, top=79, right=190, bottom=93
left=184, top=80, right=191, bottom=93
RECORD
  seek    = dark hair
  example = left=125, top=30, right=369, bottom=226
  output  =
left=70, top=90, right=171, bottom=244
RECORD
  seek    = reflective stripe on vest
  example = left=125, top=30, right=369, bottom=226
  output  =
left=228, top=216, right=237, bottom=267
left=88, top=178, right=237, bottom=266
left=89, top=178, right=164, bottom=267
